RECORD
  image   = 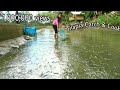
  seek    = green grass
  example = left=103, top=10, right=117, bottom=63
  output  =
left=97, top=15, right=120, bottom=26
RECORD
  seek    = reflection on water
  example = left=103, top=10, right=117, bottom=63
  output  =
left=0, top=28, right=120, bottom=79
left=64, top=28, right=120, bottom=79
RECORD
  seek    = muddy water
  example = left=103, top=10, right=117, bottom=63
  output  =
left=0, top=28, right=120, bottom=79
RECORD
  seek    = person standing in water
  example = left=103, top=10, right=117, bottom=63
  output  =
left=52, top=13, right=62, bottom=40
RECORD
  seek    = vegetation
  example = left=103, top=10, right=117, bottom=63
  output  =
left=64, top=11, right=120, bottom=26
left=96, top=12, right=120, bottom=26
left=0, top=11, right=120, bottom=29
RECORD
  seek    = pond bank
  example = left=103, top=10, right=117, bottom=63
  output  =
left=0, top=30, right=42, bottom=57
left=0, top=23, right=24, bottom=42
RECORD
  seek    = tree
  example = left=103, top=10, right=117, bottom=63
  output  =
left=0, top=11, right=4, bottom=19
left=82, top=11, right=96, bottom=20
left=64, top=11, right=71, bottom=15
left=16, top=11, right=19, bottom=24
left=0, top=11, right=5, bottom=23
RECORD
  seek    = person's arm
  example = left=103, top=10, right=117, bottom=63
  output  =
left=60, top=22, right=62, bottom=28
left=57, top=24, right=59, bottom=31
left=57, top=18, right=59, bottom=31
left=58, top=21, right=62, bottom=30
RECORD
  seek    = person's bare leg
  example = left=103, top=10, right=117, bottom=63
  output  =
left=54, top=33, right=57, bottom=39
left=54, top=33, right=58, bottom=40
left=54, top=34, right=56, bottom=39
left=56, top=33, right=58, bottom=39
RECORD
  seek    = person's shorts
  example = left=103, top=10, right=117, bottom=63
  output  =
left=53, top=25, right=58, bottom=33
